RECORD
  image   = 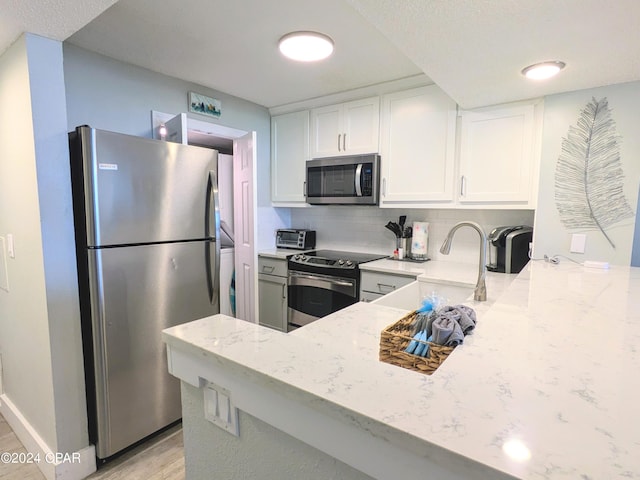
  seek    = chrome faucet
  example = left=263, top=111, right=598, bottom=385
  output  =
left=439, top=221, right=487, bottom=301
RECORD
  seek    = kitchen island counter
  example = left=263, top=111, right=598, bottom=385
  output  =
left=163, top=261, right=640, bottom=479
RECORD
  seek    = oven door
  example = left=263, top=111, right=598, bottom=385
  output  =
left=287, top=270, right=357, bottom=329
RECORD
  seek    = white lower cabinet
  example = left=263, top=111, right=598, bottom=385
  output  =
left=258, top=256, right=288, bottom=332
left=457, top=102, right=541, bottom=207
left=379, top=85, right=457, bottom=207
left=360, top=270, right=416, bottom=302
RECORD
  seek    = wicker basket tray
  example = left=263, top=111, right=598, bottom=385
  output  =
left=379, top=311, right=455, bottom=375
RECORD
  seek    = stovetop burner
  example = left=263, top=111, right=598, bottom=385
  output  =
left=288, top=249, right=386, bottom=272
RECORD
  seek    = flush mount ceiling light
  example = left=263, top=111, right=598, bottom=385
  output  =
left=278, top=31, right=334, bottom=62
left=521, top=61, right=566, bottom=80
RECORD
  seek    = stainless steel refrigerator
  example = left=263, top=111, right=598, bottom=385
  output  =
left=69, top=126, right=220, bottom=461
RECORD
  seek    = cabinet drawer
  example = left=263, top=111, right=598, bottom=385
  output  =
left=258, top=256, right=287, bottom=277
left=360, top=271, right=415, bottom=295
left=360, top=290, right=383, bottom=303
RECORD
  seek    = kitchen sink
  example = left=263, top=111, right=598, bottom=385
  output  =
left=419, top=279, right=475, bottom=305
left=370, top=278, right=475, bottom=310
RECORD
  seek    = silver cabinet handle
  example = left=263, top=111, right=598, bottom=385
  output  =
left=460, top=175, right=467, bottom=197
left=382, top=178, right=387, bottom=197
left=377, top=283, right=396, bottom=293
left=282, top=283, right=286, bottom=299
left=262, top=265, right=275, bottom=273
left=337, top=133, right=342, bottom=152
left=343, top=132, right=346, bottom=151
left=303, top=181, right=307, bottom=196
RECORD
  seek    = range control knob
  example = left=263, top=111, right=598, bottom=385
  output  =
left=293, top=254, right=300, bottom=260
left=300, top=255, right=307, bottom=261
left=338, top=259, right=345, bottom=265
left=346, top=260, right=353, bottom=267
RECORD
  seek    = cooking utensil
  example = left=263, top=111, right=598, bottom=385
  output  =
left=385, top=222, right=401, bottom=238
left=399, top=215, right=406, bottom=231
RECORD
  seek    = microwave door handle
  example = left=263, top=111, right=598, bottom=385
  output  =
left=355, top=164, right=363, bottom=197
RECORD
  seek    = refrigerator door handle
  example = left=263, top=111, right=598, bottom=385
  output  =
left=206, top=170, right=221, bottom=307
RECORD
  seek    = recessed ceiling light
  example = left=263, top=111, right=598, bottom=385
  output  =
left=521, top=61, right=566, bottom=80
left=278, top=31, right=334, bottom=62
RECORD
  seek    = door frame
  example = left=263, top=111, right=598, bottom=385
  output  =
left=151, top=111, right=257, bottom=323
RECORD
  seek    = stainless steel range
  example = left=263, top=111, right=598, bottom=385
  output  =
left=287, top=250, right=386, bottom=330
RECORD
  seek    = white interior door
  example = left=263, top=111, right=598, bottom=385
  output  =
left=233, top=132, right=258, bottom=323
left=164, top=113, right=188, bottom=144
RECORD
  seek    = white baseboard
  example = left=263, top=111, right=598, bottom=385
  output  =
left=0, top=394, right=96, bottom=480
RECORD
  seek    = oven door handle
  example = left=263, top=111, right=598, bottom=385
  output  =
left=289, top=271, right=353, bottom=287
left=288, top=271, right=357, bottom=296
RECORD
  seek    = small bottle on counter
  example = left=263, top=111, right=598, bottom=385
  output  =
left=398, top=247, right=404, bottom=260
left=393, top=248, right=398, bottom=259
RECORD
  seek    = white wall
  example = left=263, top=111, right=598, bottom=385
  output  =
left=181, top=382, right=373, bottom=480
left=291, top=207, right=534, bottom=265
left=533, top=81, right=640, bottom=265
left=28, top=34, right=89, bottom=454
left=62, top=43, right=289, bottom=250
left=0, top=35, right=59, bottom=451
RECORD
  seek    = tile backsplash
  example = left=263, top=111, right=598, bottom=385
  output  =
left=290, top=207, right=535, bottom=265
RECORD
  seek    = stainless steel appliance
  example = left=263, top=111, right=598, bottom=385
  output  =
left=276, top=229, right=316, bottom=250
left=287, top=250, right=386, bottom=330
left=487, top=226, right=533, bottom=273
left=305, top=154, right=380, bottom=205
left=69, top=126, right=220, bottom=461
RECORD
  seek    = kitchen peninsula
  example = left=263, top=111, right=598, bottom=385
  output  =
left=163, top=261, right=640, bottom=480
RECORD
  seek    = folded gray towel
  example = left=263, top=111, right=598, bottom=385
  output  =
left=430, top=315, right=465, bottom=346
left=439, top=305, right=477, bottom=335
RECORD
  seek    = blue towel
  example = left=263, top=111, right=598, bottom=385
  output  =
left=413, top=330, right=429, bottom=357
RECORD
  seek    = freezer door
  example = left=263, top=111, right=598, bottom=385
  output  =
left=87, top=240, right=218, bottom=459
left=77, top=126, right=218, bottom=246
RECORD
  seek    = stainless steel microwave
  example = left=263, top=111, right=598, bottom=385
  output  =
left=305, top=154, right=380, bottom=205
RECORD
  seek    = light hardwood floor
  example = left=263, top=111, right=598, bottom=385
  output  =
left=0, top=414, right=185, bottom=480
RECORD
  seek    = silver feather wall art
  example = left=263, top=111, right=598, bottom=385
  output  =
left=555, top=97, right=634, bottom=249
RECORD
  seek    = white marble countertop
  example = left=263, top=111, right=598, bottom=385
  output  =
left=164, top=261, right=640, bottom=479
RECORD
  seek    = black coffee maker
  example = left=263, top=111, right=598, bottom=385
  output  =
left=487, top=226, right=533, bottom=273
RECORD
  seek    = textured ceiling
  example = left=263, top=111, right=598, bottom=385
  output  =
left=1, top=0, right=639, bottom=109
left=347, top=0, right=640, bottom=108
left=66, top=0, right=424, bottom=108
left=0, top=0, right=116, bottom=54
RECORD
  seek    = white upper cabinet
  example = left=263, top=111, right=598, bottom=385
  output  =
left=310, top=97, right=380, bottom=158
left=271, top=110, right=309, bottom=204
left=458, top=102, right=540, bottom=206
left=379, top=85, right=457, bottom=206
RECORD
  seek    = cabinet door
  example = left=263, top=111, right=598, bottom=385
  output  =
left=258, top=274, right=288, bottom=332
left=271, top=111, right=309, bottom=203
left=310, top=104, right=342, bottom=157
left=342, top=97, right=380, bottom=155
left=458, top=104, right=535, bottom=204
left=310, top=97, right=380, bottom=157
left=379, top=86, right=456, bottom=205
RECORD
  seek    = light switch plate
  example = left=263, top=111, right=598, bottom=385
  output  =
left=0, top=237, right=9, bottom=292
left=203, top=382, right=239, bottom=436
left=6, top=234, right=14, bottom=259
left=570, top=234, right=587, bottom=254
